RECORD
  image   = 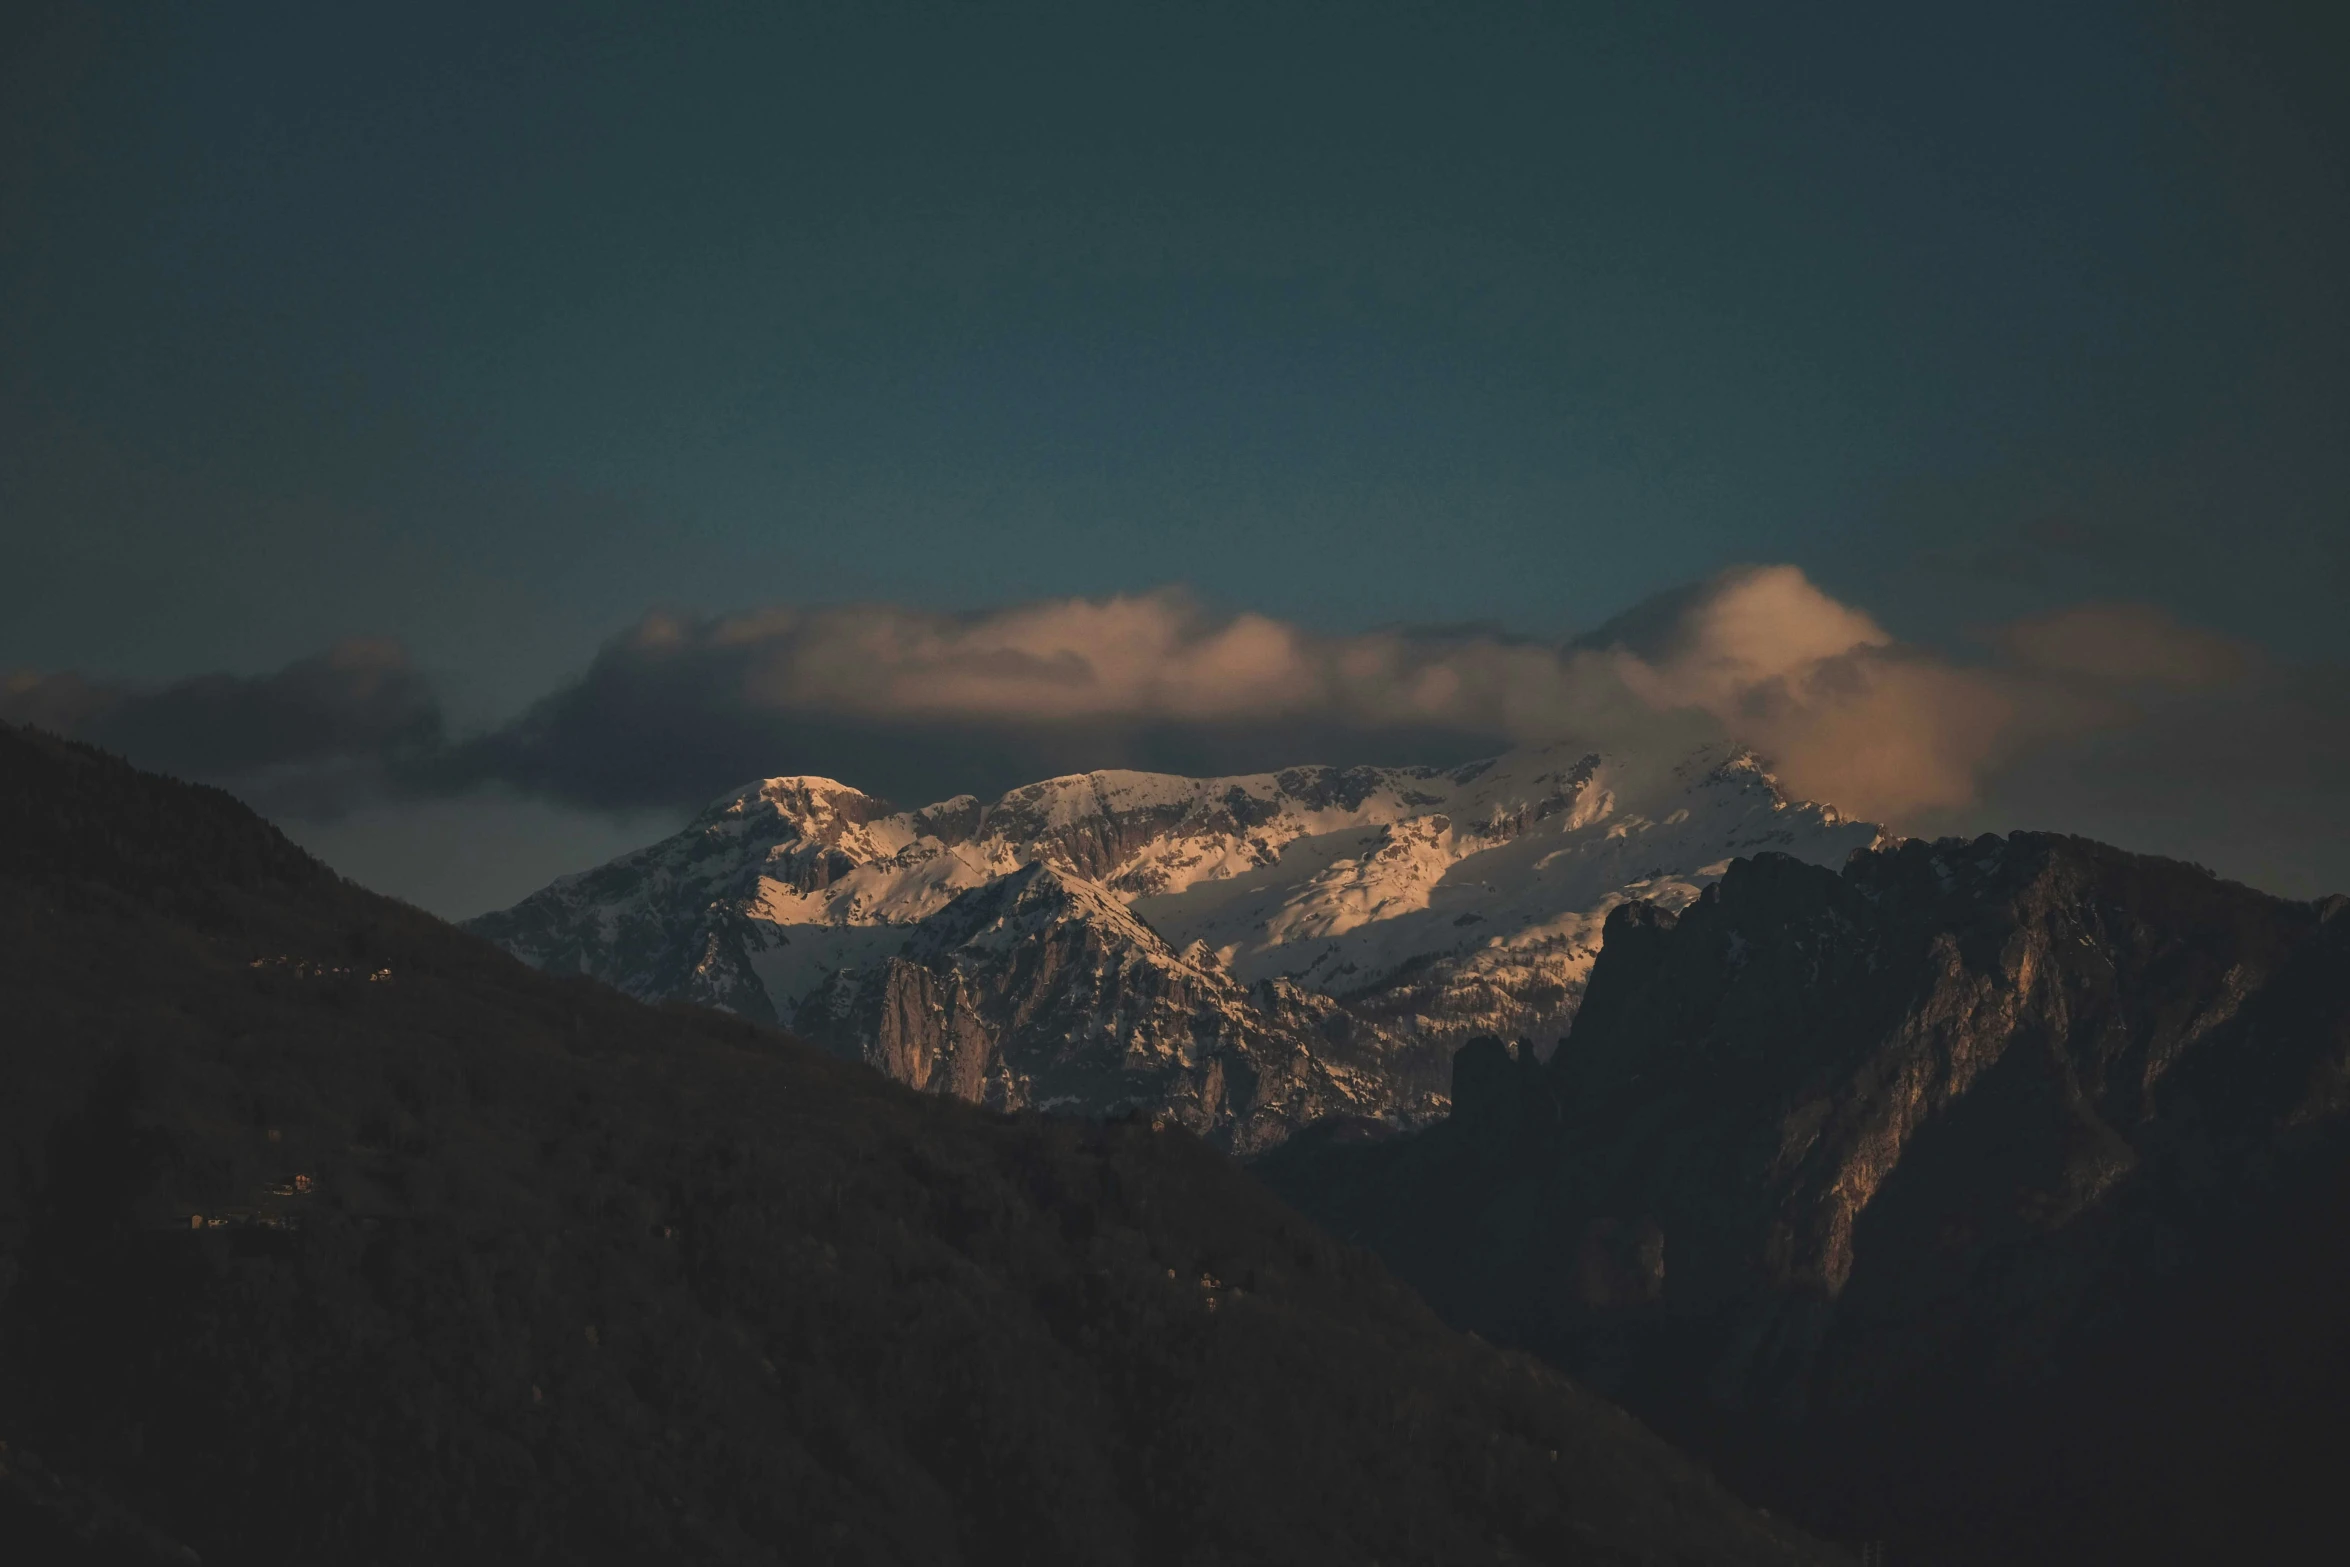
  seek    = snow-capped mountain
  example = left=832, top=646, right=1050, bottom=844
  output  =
left=467, top=742, right=1884, bottom=1147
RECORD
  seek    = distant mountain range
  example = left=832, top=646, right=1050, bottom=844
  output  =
left=469, top=742, right=1881, bottom=1149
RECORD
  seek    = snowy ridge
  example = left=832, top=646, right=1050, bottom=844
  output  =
left=467, top=741, right=1886, bottom=1146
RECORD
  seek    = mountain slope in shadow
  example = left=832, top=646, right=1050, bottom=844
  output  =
left=0, top=723, right=1834, bottom=1567
left=1259, top=837, right=2350, bottom=1564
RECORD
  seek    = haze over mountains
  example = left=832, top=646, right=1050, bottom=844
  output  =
left=469, top=741, right=1880, bottom=1149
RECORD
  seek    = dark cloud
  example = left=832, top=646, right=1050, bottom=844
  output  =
left=1995, top=602, right=2255, bottom=691
left=1957, top=661, right=2350, bottom=899
left=2, top=638, right=442, bottom=819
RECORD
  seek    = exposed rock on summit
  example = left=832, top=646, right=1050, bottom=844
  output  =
left=794, top=863, right=1442, bottom=1154
left=470, top=742, right=1881, bottom=1146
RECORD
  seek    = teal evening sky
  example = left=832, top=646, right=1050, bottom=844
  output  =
left=4, top=2, right=2344, bottom=912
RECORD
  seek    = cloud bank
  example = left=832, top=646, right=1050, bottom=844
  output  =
left=2, top=639, right=443, bottom=820
left=448, top=566, right=2270, bottom=828
left=9, top=567, right=2344, bottom=899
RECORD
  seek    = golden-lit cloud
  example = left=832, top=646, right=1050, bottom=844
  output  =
left=455, top=565, right=2260, bottom=828
left=9, top=571, right=2312, bottom=884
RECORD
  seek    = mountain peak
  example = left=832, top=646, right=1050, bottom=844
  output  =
left=714, top=775, right=896, bottom=829
left=472, top=740, right=1883, bottom=1146
left=902, top=857, right=1162, bottom=959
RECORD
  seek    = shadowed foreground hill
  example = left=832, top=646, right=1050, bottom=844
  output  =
left=0, top=724, right=1833, bottom=1567
left=1261, top=837, right=2350, bottom=1565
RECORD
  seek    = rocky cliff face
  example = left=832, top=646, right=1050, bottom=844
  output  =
left=1257, top=834, right=2350, bottom=1561
left=792, top=864, right=1444, bottom=1154
left=468, top=742, right=1879, bottom=1147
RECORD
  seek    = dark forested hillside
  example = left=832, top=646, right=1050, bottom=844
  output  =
left=1260, top=837, right=2350, bottom=1565
left=0, top=724, right=1834, bottom=1567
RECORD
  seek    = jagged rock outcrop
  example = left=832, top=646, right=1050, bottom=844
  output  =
left=1258, top=833, right=2350, bottom=1562
left=469, top=743, right=1879, bottom=1146
left=793, top=864, right=1445, bottom=1154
